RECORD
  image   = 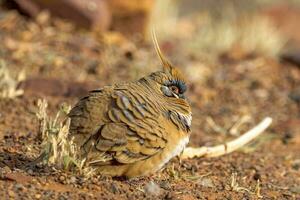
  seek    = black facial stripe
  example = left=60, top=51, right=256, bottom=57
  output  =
left=179, top=94, right=185, bottom=99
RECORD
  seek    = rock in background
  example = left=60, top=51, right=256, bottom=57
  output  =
left=8, top=0, right=154, bottom=36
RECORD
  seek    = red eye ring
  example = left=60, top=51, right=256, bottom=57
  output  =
left=169, top=85, right=179, bottom=94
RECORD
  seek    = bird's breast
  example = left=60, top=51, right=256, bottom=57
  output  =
left=154, top=135, right=190, bottom=172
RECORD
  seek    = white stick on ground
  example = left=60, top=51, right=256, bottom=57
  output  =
left=181, top=117, right=273, bottom=159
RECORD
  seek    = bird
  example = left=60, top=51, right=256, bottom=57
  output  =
left=68, top=31, right=192, bottom=178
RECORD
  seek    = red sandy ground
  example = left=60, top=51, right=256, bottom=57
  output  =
left=0, top=9, right=300, bottom=200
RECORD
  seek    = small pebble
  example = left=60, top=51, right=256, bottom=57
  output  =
left=70, top=176, right=77, bottom=184
left=58, top=194, right=67, bottom=200
left=290, top=186, right=300, bottom=194
left=289, top=87, right=300, bottom=103
left=198, top=177, right=214, bottom=188
left=253, top=172, right=261, bottom=181
left=144, top=181, right=162, bottom=196
left=35, top=193, right=42, bottom=199
left=59, top=175, right=66, bottom=182
left=27, top=169, right=33, bottom=175
left=15, top=183, right=24, bottom=191
left=3, top=166, right=12, bottom=173
left=8, top=190, right=15, bottom=197
left=91, top=177, right=98, bottom=184
left=292, top=159, right=300, bottom=170
left=160, top=181, right=171, bottom=190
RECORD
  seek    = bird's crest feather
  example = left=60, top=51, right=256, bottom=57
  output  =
left=151, top=28, right=185, bottom=82
left=151, top=28, right=173, bottom=72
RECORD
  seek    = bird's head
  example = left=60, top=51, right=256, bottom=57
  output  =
left=141, top=30, right=192, bottom=132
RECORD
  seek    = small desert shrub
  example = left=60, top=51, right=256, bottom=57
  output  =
left=0, top=59, right=25, bottom=98
left=35, top=99, right=87, bottom=173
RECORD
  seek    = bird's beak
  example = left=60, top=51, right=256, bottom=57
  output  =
left=172, top=93, right=179, bottom=99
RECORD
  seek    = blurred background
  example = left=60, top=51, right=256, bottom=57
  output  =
left=0, top=1, right=300, bottom=199
left=1, top=0, right=299, bottom=133
left=1, top=0, right=300, bottom=81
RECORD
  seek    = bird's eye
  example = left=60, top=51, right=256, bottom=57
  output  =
left=169, top=85, right=179, bottom=94
left=162, top=79, right=186, bottom=98
left=166, top=79, right=186, bottom=94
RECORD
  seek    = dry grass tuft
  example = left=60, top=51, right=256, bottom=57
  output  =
left=35, top=99, right=91, bottom=174
left=230, top=172, right=252, bottom=193
left=188, top=11, right=285, bottom=58
left=0, top=59, right=25, bottom=98
left=230, top=173, right=263, bottom=198
left=150, top=0, right=286, bottom=59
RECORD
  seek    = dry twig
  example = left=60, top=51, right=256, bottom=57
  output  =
left=181, top=117, right=272, bottom=159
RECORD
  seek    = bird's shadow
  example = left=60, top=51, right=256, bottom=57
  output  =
left=0, top=151, right=158, bottom=182
left=0, top=151, right=53, bottom=175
